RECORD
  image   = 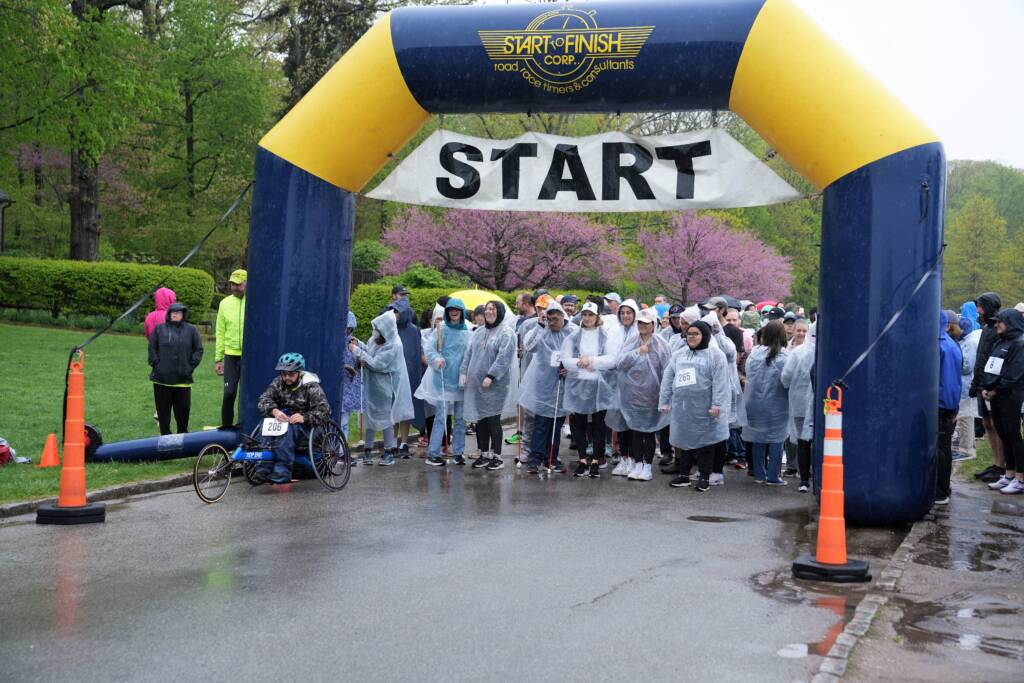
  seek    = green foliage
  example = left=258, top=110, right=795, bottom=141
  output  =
left=0, top=308, right=141, bottom=334
left=942, top=196, right=1016, bottom=307
left=351, top=239, right=390, bottom=273
left=0, top=257, right=214, bottom=322
left=375, top=262, right=469, bottom=289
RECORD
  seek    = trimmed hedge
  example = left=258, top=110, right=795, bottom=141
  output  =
left=0, top=257, right=215, bottom=323
left=348, top=284, right=606, bottom=340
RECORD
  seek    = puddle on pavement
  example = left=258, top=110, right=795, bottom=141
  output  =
left=752, top=568, right=857, bottom=659
left=890, top=594, right=1024, bottom=661
left=913, top=525, right=1018, bottom=573
left=687, top=515, right=745, bottom=523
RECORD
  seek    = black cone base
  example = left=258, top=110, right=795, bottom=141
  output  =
left=36, top=502, right=106, bottom=525
left=792, top=554, right=871, bottom=583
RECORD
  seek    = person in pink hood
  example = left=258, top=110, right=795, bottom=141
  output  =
left=145, top=288, right=176, bottom=339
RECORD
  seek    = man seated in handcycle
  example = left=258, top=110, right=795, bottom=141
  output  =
left=253, top=352, right=332, bottom=484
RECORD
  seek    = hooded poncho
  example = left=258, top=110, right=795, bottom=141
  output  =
left=353, top=311, right=415, bottom=431
left=658, top=321, right=730, bottom=450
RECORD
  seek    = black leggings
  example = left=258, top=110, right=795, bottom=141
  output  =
left=621, top=429, right=657, bottom=464
left=713, top=440, right=727, bottom=474
left=154, top=384, right=191, bottom=435
left=991, top=392, right=1024, bottom=472
left=676, top=444, right=716, bottom=480
left=221, top=354, right=241, bottom=426
left=797, top=438, right=812, bottom=483
left=476, top=414, right=503, bottom=455
left=570, top=411, right=607, bottom=462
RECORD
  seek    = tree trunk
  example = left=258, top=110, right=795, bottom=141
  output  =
left=69, top=146, right=101, bottom=260
left=184, top=81, right=195, bottom=217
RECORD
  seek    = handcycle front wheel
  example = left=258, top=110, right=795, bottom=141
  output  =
left=193, top=443, right=233, bottom=503
left=311, top=425, right=351, bottom=491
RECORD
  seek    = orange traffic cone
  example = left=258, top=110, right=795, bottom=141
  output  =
left=792, top=384, right=870, bottom=582
left=37, top=433, right=60, bottom=468
left=37, top=352, right=106, bottom=525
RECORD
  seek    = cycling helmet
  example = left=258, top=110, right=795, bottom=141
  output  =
left=275, top=352, right=305, bottom=372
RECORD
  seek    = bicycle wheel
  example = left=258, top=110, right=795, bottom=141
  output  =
left=311, top=426, right=351, bottom=491
left=193, top=444, right=233, bottom=503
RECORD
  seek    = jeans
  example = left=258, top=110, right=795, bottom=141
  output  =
left=221, top=354, right=241, bottom=426
left=751, top=442, right=784, bottom=482
left=529, top=415, right=566, bottom=466
left=728, top=428, right=746, bottom=462
left=429, top=401, right=465, bottom=457
left=937, top=407, right=957, bottom=499
left=257, top=424, right=308, bottom=480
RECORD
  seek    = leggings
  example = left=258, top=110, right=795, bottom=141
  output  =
left=991, top=392, right=1024, bottom=472
left=621, top=430, right=657, bottom=464
left=797, top=438, right=812, bottom=483
left=713, top=440, right=727, bottom=474
left=570, top=411, right=607, bottom=461
left=676, top=444, right=715, bottom=480
left=363, top=426, right=396, bottom=451
left=153, top=384, right=191, bottom=435
left=220, top=354, right=241, bottom=426
left=476, top=414, right=503, bottom=455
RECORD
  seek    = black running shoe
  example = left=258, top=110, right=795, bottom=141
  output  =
left=486, top=457, right=505, bottom=471
left=661, top=460, right=683, bottom=475
left=589, top=461, right=600, bottom=478
left=471, top=455, right=490, bottom=468
left=426, top=456, right=445, bottom=467
left=979, top=467, right=1006, bottom=483
left=452, top=454, right=466, bottom=466
left=550, top=460, right=566, bottom=474
left=399, top=443, right=411, bottom=459
left=526, top=463, right=540, bottom=474
left=783, top=467, right=797, bottom=477
left=574, top=461, right=589, bottom=477
left=694, top=478, right=710, bottom=492
left=670, top=475, right=691, bottom=488
left=658, top=453, right=674, bottom=467
left=974, top=465, right=1000, bottom=480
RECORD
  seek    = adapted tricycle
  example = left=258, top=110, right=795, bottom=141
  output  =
left=192, top=418, right=351, bottom=503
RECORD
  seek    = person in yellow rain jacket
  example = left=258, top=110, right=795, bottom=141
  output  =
left=215, top=269, right=246, bottom=426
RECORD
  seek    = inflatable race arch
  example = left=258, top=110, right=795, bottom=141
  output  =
left=243, top=0, right=945, bottom=524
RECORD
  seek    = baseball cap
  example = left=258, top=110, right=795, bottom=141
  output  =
left=767, top=307, right=786, bottom=321
left=668, top=304, right=684, bottom=318
left=561, top=294, right=579, bottom=304
left=605, top=292, right=622, bottom=304
left=783, top=311, right=797, bottom=322
left=228, top=269, right=247, bottom=284
left=535, top=294, right=554, bottom=310
left=637, top=309, right=659, bottom=325
left=704, top=296, right=727, bottom=311
left=581, top=302, right=600, bottom=315
left=391, top=284, right=408, bottom=296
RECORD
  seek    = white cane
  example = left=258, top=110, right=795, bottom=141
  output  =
left=438, top=365, right=449, bottom=462
left=547, top=372, right=564, bottom=475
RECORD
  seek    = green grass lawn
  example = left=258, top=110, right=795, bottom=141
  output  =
left=0, top=323, right=225, bottom=504
left=958, top=439, right=994, bottom=479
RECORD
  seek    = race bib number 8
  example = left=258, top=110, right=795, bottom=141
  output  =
left=675, top=367, right=697, bottom=388
left=985, top=356, right=1004, bottom=376
left=262, top=417, right=289, bottom=436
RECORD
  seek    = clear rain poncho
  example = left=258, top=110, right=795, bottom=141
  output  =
left=701, top=311, right=744, bottom=427
left=353, top=311, right=415, bottom=431
left=606, top=332, right=672, bottom=433
left=659, top=335, right=731, bottom=451
left=780, top=336, right=815, bottom=443
left=417, top=302, right=470, bottom=408
left=460, top=309, right=519, bottom=422
left=560, top=326, right=617, bottom=414
left=741, top=345, right=790, bottom=443
left=518, top=311, right=573, bottom=418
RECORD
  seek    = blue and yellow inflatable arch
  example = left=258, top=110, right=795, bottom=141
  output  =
left=244, top=0, right=944, bottom=524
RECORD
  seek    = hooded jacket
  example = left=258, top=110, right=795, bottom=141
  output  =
left=979, top=309, right=1024, bottom=395
left=388, top=297, right=425, bottom=430
left=148, top=303, right=203, bottom=385
left=938, top=311, right=964, bottom=411
left=518, top=302, right=574, bottom=418
left=959, top=301, right=979, bottom=336
left=606, top=327, right=672, bottom=433
left=418, top=298, right=471, bottom=406
left=659, top=321, right=730, bottom=450
left=215, top=291, right=245, bottom=361
left=257, top=371, right=332, bottom=426
left=971, top=292, right=1002, bottom=396
left=144, top=288, right=176, bottom=339
left=353, top=311, right=415, bottom=430
left=741, top=344, right=789, bottom=443
left=460, top=300, right=518, bottom=421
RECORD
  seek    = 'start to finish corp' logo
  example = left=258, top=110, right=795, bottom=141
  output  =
left=479, top=8, right=654, bottom=94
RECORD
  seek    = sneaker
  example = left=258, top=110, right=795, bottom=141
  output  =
left=979, top=467, right=1007, bottom=483
left=694, top=478, right=710, bottom=492
left=974, top=464, right=1001, bottom=480
left=670, top=475, right=691, bottom=488
left=798, top=482, right=810, bottom=493
left=549, top=460, right=567, bottom=474
left=526, top=463, right=540, bottom=474
left=597, top=455, right=608, bottom=469
left=378, top=451, right=396, bottom=466
left=416, top=437, right=429, bottom=448
left=268, top=474, right=292, bottom=485
left=399, top=444, right=411, bottom=459
left=486, top=457, right=505, bottom=471
left=561, top=423, right=572, bottom=438
left=754, top=479, right=765, bottom=484
left=765, top=478, right=788, bottom=486
left=783, top=467, right=798, bottom=478
left=612, top=458, right=632, bottom=476
left=952, top=450, right=976, bottom=462
left=988, top=475, right=1013, bottom=490
left=574, top=461, right=589, bottom=478
left=933, top=496, right=950, bottom=505
left=452, top=454, right=466, bottom=466
left=709, top=473, right=725, bottom=486
left=426, top=456, right=446, bottom=467
left=658, top=453, right=674, bottom=467
left=589, top=462, right=600, bottom=478
left=362, top=451, right=374, bottom=466
left=471, top=454, right=490, bottom=469
left=627, top=461, right=644, bottom=480
left=999, top=479, right=1024, bottom=495
left=734, top=460, right=748, bottom=470
left=660, top=460, right=683, bottom=475
left=465, top=423, right=476, bottom=435
left=504, top=432, right=520, bottom=445
left=636, top=463, right=653, bottom=481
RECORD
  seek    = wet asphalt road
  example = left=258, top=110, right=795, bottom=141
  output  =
left=1, top=443, right=885, bottom=682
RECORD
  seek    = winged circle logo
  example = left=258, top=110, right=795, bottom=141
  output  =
left=478, top=8, right=654, bottom=94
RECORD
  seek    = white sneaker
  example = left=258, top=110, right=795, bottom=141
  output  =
left=612, top=458, right=632, bottom=476
left=988, top=475, right=1012, bottom=490
left=999, top=479, right=1024, bottom=495
left=627, top=461, right=642, bottom=479
left=709, top=473, right=725, bottom=486
left=561, top=423, right=572, bottom=438
left=636, top=463, right=653, bottom=481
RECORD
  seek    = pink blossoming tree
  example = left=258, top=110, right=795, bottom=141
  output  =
left=635, top=212, right=792, bottom=304
left=383, top=208, right=625, bottom=291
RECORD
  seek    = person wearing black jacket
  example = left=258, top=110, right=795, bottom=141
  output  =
left=148, top=302, right=203, bottom=435
left=970, top=292, right=1007, bottom=483
left=980, top=309, right=1024, bottom=495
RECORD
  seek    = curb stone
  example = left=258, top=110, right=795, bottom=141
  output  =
left=0, top=474, right=193, bottom=519
left=810, top=517, right=934, bottom=680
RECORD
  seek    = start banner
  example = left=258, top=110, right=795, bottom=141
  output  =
left=367, top=128, right=801, bottom=212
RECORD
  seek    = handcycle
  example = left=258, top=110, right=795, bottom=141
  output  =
left=192, top=417, right=351, bottom=503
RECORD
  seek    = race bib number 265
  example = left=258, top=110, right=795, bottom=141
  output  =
left=675, top=367, right=697, bottom=388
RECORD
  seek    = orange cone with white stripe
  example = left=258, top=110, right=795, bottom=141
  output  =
left=792, top=384, right=870, bottom=582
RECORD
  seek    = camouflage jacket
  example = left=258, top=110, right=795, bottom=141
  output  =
left=257, top=372, right=332, bottom=426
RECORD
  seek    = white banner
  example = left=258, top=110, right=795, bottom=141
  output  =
left=367, top=128, right=801, bottom=212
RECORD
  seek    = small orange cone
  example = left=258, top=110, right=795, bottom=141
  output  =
left=37, top=352, right=105, bottom=524
left=792, top=384, right=870, bottom=582
left=37, top=433, right=60, bottom=468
